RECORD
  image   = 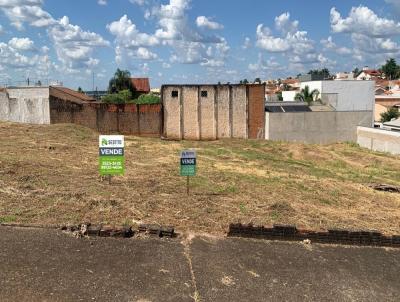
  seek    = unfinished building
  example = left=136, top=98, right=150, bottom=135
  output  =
left=161, top=84, right=265, bottom=140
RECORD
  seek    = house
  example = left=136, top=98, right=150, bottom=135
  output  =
left=382, top=118, right=400, bottom=132
left=131, top=78, right=150, bottom=96
left=281, top=91, right=297, bottom=101
left=375, top=87, right=387, bottom=95
left=356, top=68, right=382, bottom=81
left=335, top=72, right=354, bottom=80
left=375, top=95, right=400, bottom=121
left=264, top=80, right=375, bottom=144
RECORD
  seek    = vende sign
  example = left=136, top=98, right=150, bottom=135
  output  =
left=180, top=150, right=196, bottom=176
left=99, top=135, right=125, bottom=176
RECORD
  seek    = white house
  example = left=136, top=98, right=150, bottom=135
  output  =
left=300, top=80, right=375, bottom=112
left=356, top=69, right=382, bottom=81
left=335, top=72, right=354, bottom=80
left=282, top=91, right=297, bottom=101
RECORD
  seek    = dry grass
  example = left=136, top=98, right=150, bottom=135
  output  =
left=1, top=122, right=400, bottom=235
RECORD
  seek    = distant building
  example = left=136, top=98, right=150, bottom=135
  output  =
left=281, top=91, right=297, bottom=101
left=335, top=72, right=354, bottom=81
left=131, top=78, right=150, bottom=96
left=356, top=68, right=382, bottom=81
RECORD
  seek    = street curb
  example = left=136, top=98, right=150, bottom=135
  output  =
left=61, top=223, right=175, bottom=239
left=228, top=224, right=400, bottom=248
left=0, top=223, right=175, bottom=239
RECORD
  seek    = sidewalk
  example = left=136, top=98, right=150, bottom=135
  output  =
left=0, top=227, right=399, bottom=302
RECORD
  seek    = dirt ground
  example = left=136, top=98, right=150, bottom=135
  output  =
left=1, top=122, right=400, bottom=234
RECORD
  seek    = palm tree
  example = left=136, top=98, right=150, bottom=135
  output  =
left=295, top=86, right=319, bottom=105
left=108, top=69, right=133, bottom=93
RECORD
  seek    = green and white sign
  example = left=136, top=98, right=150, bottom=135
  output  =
left=180, top=150, right=196, bottom=176
left=99, top=135, right=125, bottom=176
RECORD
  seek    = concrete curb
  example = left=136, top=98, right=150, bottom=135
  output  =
left=228, top=224, right=400, bottom=248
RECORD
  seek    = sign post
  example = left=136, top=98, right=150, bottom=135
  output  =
left=99, top=135, right=125, bottom=183
left=180, top=150, right=196, bottom=194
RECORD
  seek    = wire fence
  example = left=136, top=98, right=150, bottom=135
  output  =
left=0, top=78, right=63, bottom=88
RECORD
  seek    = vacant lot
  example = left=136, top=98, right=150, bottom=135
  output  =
left=1, top=122, right=400, bottom=234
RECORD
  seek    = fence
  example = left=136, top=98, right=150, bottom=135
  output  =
left=50, top=97, right=162, bottom=136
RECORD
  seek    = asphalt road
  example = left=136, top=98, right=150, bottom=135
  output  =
left=0, top=227, right=399, bottom=302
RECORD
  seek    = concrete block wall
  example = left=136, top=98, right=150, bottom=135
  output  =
left=265, top=111, right=373, bottom=144
left=231, top=86, right=248, bottom=139
left=216, top=86, right=231, bottom=138
left=199, top=85, right=216, bottom=140
left=0, top=87, right=50, bottom=124
left=162, top=84, right=265, bottom=140
left=182, top=86, right=200, bottom=140
left=163, top=86, right=182, bottom=140
left=357, top=126, right=400, bottom=155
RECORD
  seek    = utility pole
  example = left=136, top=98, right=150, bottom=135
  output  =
left=92, top=71, right=95, bottom=92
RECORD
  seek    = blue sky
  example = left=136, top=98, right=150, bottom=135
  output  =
left=0, top=0, right=399, bottom=90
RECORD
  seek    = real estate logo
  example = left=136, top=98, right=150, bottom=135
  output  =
left=99, top=135, right=125, bottom=176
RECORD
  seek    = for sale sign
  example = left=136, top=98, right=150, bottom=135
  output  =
left=99, top=135, right=125, bottom=176
left=180, top=150, right=196, bottom=176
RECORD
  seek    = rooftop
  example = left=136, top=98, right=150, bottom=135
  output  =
left=131, top=78, right=150, bottom=93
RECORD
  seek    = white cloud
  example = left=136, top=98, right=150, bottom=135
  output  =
left=8, top=37, right=35, bottom=51
left=329, top=6, right=400, bottom=63
left=162, top=62, right=171, bottom=68
left=274, top=12, right=298, bottom=35
left=330, top=6, right=400, bottom=37
left=107, top=15, right=159, bottom=48
left=256, top=24, right=291, bottom=52
left=98, top=0, right=107, bottom=5
left=107, top=15, right=159, bottom=64
left=48, top=16, right=110, bottom=70
left=196, top=16, right=223, bottom=30
left=320, top=36, right=352, bottom=55
left=0, top=0, right=55, bottom=30
left=242, top=37, right=251, bottom=49
left=130, top=0, right=148, bottom=5
left=135, top=47, right=158, bottom=60
left=248, top=53, right=283, bottom=72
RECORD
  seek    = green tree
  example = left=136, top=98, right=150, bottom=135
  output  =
left=277, top=91, right=283, bottom=101
left=295, top=85, right=319, bottom=105
left=254, top=77, right=261, bottom=84
left=352, top=67, right=361, bottom=78
left=308, top=68, right=331, bottom=79
left=381, top=107, right=400, bottom=123
left=108, top=69, right=134, bottom=94
left=381, top=58, right=400, bottom=80
left=77, top=87, right=84, bottom=93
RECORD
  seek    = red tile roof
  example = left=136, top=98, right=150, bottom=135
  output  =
left=50, top=86, right=96, bottom=104
left=363, top=70, right=382, bottom=76
left=131, top=78, right=150, bottom=93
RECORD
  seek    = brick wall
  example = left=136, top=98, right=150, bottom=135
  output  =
left=50, top=97, right=162, bottom=136
left=248, top=85, right=265, bottom=139
left=228, top=223, right=400, bottom=248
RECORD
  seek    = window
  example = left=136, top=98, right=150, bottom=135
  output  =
left=171, top=90, right=179, bottom=98
left=201, top=90, right=208, bottom=98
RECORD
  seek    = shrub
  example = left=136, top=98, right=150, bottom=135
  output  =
left=102, top=89, right=132, bottom=104
left=134, top=93, right=161, bottom=105
left=381, top=107, right=399, bottom=123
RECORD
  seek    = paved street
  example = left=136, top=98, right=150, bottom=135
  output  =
left=0, top=227, right=399, bottom=302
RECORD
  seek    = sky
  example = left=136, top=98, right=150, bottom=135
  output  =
left=0, top=0, right=400, bottom=90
